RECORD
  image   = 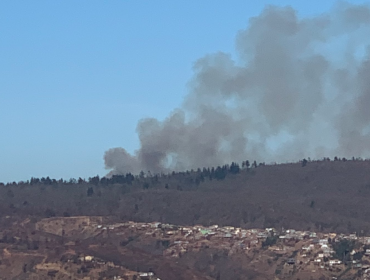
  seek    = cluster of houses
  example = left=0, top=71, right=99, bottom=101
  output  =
left=93, top=221, right=370, bottom=279
left=65, top=253, right=161, bottom=280
left=111, top=272, right=159, bottom=280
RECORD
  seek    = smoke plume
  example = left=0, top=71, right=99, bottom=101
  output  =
left=105, top=2, right=370, bottom=175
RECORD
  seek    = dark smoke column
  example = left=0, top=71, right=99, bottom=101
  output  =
left=105, top=2, right=370, bottom=176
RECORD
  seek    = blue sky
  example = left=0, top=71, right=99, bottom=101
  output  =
left=0, top=0, right=367, bottom=183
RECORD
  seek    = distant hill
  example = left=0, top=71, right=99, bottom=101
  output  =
left=1, top=158, right=370, bottom=234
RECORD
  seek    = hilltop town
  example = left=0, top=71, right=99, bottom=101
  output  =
left=3, top=215, right=370, bottom=279
left=3, top=159, right=370, bottom=279
left=63, top=218, right=370, bottom=280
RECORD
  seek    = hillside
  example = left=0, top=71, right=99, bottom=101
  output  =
left=1, top=159, right=370, bottom=234
left=1, top=216, right=370, bottom=280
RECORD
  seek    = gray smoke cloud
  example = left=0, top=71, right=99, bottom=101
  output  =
left=105, top=2, right=370, bottom=175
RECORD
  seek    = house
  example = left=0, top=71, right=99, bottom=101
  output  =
left=287, top=258, right=296, bottom=265
left=322, top=248, right=333, bottom=257
left=319, top=239, right=328, bottom=245
left=139, top=272, right=155, bottom=279
left=269, top=245, right=283, bottom=251
left=139, top=272, right=154, bottom=277
left=257, top=232, right=268, bottom=238
left=362, top=237, right=370, bottom=244
left=224, top=226, right=235, bottom=231
left=348, top=233, right=357, bottom=240
left=302, top=244, right=314, bottom=251
left=329, top=260, right=342, bottom=265
left=79, top=255, right=94, bottom=262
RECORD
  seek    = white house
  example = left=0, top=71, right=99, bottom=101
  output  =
left=329, top=260, right=342, bottom=265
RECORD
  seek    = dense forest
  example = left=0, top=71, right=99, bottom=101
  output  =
left=1, top=157, right=370, bottom=234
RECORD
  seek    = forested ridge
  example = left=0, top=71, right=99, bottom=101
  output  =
left=2, top=157, right=370, bottom=234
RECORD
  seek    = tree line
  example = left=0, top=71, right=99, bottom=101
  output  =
left=1, top=156, right=369, bottom=187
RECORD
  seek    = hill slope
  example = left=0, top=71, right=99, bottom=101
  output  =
left=1, top=159, right=370, bottom=233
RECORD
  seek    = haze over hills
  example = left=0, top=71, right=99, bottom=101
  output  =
left=105, top=2, right=370, bottom=176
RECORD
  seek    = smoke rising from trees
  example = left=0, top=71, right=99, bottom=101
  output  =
left=105, top=2, right=370, bottom=175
